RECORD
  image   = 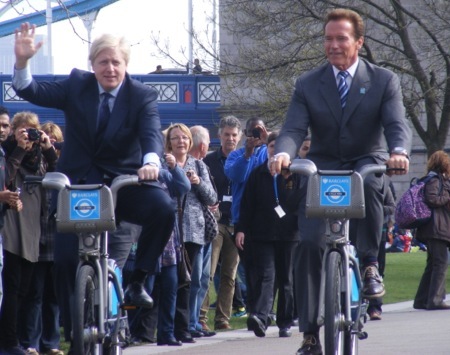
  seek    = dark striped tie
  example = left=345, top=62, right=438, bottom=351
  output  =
left=97, top=92, right=112, bottom=141
left=338, top=71, right=350, bottom=108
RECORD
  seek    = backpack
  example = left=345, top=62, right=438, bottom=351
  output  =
left=395, top=174, right=441, bottom=229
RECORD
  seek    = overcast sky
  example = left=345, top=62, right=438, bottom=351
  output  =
left=3, top=0, right=214, bottom=74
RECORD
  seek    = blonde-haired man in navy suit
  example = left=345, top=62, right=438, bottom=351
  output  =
left=12, top=23, right=176, bottom=351
left=271, top=9, right=411, bottom=355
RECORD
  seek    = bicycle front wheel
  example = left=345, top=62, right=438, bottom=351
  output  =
left=73, top=264, right=101, bottom=355
left=324, top=251, right=345, bottom=355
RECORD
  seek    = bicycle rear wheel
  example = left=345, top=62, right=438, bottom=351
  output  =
left=73, top=264, right=101, bottom=355
left=324, top=251, right=345, bottom=355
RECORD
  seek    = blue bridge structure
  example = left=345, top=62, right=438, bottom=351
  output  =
left=0, top=73, right=222, bottom=144
left=0, top=0, right=120, bottom=38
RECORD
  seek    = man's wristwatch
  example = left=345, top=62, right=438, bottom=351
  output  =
left=391, top=147, right=409, bottom=160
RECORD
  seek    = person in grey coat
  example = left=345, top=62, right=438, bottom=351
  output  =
left=414, top=150, right=450, bottom=311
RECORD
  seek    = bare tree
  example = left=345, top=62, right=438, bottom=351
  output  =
left=218, top=0, right=450, bottom=156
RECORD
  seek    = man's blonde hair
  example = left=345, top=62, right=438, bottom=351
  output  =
left=89, top=34, right=131, bottom=65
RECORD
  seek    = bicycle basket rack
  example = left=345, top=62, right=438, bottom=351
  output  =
left=56, top=184, right=116, bottom=233
left=306, top=171, right=366, bottom=219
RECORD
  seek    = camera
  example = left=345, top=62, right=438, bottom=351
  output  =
left=27, top=128, right=41, bottom=142
left=186, top=171, right=192, bottom=177
left=252, top=128, right=261, bottom=139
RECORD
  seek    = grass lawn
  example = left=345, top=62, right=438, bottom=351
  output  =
left=383, top=251, right=450, bottom=304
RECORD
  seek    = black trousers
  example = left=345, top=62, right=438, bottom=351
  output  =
left=0, top=251, right=35, bottom=348
left=174, top=242, right=201, bottom=340
left=414, top=239, right=449, bottom=308
left=244, top=239, right=297, bottom=329
left=53, top=184, right=175, bottom=341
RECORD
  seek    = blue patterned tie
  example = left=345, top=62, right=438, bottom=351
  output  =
left=97, top=92, right=112, bottom=140
left=338, top=71, right=350, bottom=108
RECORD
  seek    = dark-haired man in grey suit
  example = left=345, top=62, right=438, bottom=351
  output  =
left=271, top=8, right=411, bottom=355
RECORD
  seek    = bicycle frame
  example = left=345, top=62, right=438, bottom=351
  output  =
left=74, top=228, right=127, bottom=343
left=290, top=159, right=387, bottom=353
left=34, top=172, right=142, bottom=354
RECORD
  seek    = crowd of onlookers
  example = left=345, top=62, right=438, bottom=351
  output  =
left=0, top=108, right=448, bottom=354
left=0, top=110, right=307, bottom=353
left=3, top=10, right=450, bottom=355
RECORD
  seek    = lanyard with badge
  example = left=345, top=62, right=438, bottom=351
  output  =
left=273, top=174, right=286, bottom=218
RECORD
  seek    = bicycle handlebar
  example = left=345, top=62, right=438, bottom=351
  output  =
left=24, top=172, right=154, bottom=208
left=289, top=159, right=404, bottom=179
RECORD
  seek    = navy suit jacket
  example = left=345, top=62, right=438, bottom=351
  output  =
left=15, top=68, right=164, bottom=183
left=276, top=58, right=411, bottom=169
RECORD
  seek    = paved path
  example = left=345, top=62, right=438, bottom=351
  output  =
left=123, top=299, right=450, bottom=354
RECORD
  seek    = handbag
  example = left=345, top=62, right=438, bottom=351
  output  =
left=202, top=203, right=219, bottom=243
left=177, top=243, right=192, bottom=288
left=177, top=196, right=191, bottom=288
left=195, top=160, right=219, bottom=243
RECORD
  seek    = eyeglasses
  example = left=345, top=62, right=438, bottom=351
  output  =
left=170, top=136, right=190, bottom=142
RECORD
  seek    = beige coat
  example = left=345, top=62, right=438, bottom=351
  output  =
left=2, top=144, right=57, bottom=262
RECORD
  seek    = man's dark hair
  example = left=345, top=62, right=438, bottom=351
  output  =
left=324, top=8, right=365, bottom=40
left=245, top=117, right=265, bottom=130
left=0, top=106, right=10, bottom=116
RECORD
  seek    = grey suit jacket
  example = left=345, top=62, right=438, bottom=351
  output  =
left=276, top=58, right=411, bottom=169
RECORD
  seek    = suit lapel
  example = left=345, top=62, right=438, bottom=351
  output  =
left=341, top=61, right=371, bottom=126
left=319, top=65, right=342, bottom=123
left=81, top=83, right=100, bottom=148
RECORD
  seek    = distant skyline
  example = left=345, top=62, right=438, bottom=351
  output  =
left=1, top=0, right=214, bottom=74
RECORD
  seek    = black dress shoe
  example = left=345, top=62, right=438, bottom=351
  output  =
left=362, top=265, right=385, bottom=299
left=296, top=334, right=323, bottom=355
left=247, top=314, right=266, bottom=337
left=189, top=329, right=204, bottom=338
left=129, top=336, right=155, bottom=345
left=123, top=282, right=154, bottom=308
left=177, top=336, right=196, bottom=344
left=413, top=302, right=427, bottom=310
left=427, top=302, right=450, bottom=310
left=157, top=338, right=183, bottom=346
left=201, top=330, right=217, bottom=337
left=279, top=328, right=292, bottom=337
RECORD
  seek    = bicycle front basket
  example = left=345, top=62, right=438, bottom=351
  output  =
left=56, top=184, right=116, bottom=233
left=305, top=171, right=365, bottom=219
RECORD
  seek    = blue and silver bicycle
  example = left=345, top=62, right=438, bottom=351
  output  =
left=290, top=159, right=389, bottom=355
left=26, top=173, right=145, bottom=355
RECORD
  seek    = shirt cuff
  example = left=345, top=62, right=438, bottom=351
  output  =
left=274, top=152, right=290, bottom=160
left=143, top=152, right=160, bottom=167
left=12, top=65, right=32, bottom=90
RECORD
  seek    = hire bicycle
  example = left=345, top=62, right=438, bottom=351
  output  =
left=26, top=172, right=145, bottom=355
left=290, top=159, right=391, bottom=355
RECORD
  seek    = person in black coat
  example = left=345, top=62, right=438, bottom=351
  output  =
left=235, top=131, right=300, bottom=338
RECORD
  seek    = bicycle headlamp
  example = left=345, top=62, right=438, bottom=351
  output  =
left=331, top=220, right=342, bottom=233
left=83, top=234, right=96, bottom=248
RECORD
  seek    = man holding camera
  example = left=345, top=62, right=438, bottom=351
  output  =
left=224, top=117, right=269, bottom=331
